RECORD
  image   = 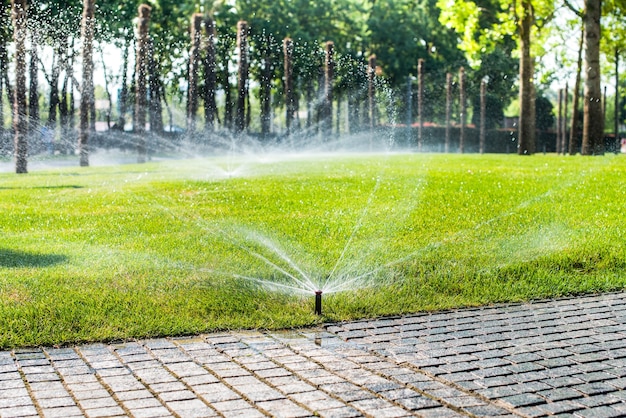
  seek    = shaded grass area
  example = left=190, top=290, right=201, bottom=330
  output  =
left=0, top=152, right=625, bottom=348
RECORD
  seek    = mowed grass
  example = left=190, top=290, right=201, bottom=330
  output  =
left=1, top=152, right=625, bottom=348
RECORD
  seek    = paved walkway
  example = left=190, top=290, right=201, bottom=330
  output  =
left=2, top=292, right=626, bottom=418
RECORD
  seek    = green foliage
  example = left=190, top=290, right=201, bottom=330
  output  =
left=0, top=0, right=10, bottom=43
left=1, top=154, right=626, bottom=347
left=369, top=0, right=464, bottom=85
left=437, top=0, right=517, bottom=68
left=602, top=0, right=626, bottom=71
left=437, top=0, right=520, bottom=123
left=470, top=48, right=518, bottom=128
left=30, top=0, right=82, bottom=46
left=96, top=0, right=142, bottom=45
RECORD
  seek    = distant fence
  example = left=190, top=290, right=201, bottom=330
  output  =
left=395, top=126, right=623, bottom=154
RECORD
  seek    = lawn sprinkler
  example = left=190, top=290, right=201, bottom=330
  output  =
left=315, top=290, right=322, bottom=315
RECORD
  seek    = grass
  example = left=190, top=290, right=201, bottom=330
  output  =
left=1, top=152, right=625, bottom=348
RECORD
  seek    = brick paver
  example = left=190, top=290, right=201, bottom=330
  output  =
left=1, top=292, right=626, bottom=417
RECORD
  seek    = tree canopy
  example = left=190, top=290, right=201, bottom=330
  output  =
left=2, top=0, right=622, bottom=166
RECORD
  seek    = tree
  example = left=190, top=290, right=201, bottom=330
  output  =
left=570, top=24, right=584, bottom=155
left=28, top=30, right=38, bottom=138
left=12, top=0, right=27, bottom=173
left=96, top=0, right=142, bottom=131
left=146, top=0, right=200, bottom=133
left=370, top=0, right=463, bottom=86
left=235, top=20, right=249, bottom=134
left=517, top=0, right=535, bottom=155
left=135, top=3, right=150, bottom=163
left=602, top=0, right=626, bottom=146
left=438, top=0, right=556, bottom=155
left=203, top=16, right=217, bottom=133
left=321, top=41, right=334, bottom=137
left=565, top=0, right=605, bottom=155
left=0, top=0, right=12, bottom=139
left=32, top=0, right=82, bottom=136
left=284, top=38, right=295, bottom=136
left=581, top=0, right=604, bottom=155
left=187, top=13, right=202, bottom=137
left=470, top=49, right=518, bottom=130
left=78, top=0, right=96, bottom=167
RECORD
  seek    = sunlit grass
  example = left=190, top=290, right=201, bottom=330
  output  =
left=0, top=152, right=625, bottom=348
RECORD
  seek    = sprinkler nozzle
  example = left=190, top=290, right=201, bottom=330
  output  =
left=315, top=290, right=322, bottom=315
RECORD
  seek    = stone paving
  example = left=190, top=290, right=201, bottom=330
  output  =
left=1, top=292, right=626, bottom=417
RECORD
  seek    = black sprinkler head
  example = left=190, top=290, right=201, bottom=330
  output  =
left=315, top=290, right=322, bottom=315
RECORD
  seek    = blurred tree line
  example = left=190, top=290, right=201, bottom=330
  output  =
left=0, top=0, right=623, bottom=169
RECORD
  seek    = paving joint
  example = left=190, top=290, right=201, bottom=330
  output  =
left=43, top=347, right=92, bottom=418
left=261, top=333, right=410, bottom=417
left=192, top=335, right=320, bottom=417
left=13, top=349, right=45, bottom=418
left=162, top=337, right=268, bottom=417
left=335, top=338, right=522, bottom=417
left=111, top=342, right=186, bottom=418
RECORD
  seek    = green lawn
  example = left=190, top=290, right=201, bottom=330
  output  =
left=1, top=152, right=625, bottom=348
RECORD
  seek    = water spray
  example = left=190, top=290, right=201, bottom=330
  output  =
left=315, top=290, right=322, bottom=315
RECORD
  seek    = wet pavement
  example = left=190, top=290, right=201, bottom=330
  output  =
left=2, top=292, right=626, bottom=417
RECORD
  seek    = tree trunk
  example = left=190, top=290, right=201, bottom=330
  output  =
left=60, top=48, right=69, bottom=130
left=294, top=83, right=301, bottom=131
left=284, top=38, right=295, bottom=137
left=67, top=44, right=76, bottom=144
left=480, top=79, right=486, bottom=154
left=217, top=33, right=232, bottom=130
left=148, top=38, right=163, bottom=135
left=116, top=35, right=131, bottom=130
left=135, top=4, right=151, bottom=163
left=98, top=46, right=113, bottom=130
left=305, top=79, right=313, bottom=130
left=78, top=0, right=95, bottom=167
left=235, top=21, right=248, bottom=134
left=0, top=41, right=14, bottom=110
left=562, top=83, right=568, bottom=153
left=569, top=25, right=584, bottom=155
left=260, top=45, right=271, bottom=137
left=131, top=50, right=137, bottom=132
left=336, top=93, right=342, bottom=135
left=28, top=31, right=38, bottom=135
left=615, top=48, right=619, bottom=150
left=405, top=75, right=412, bottom=144
left=246, top=85, right=251, bottom=130
left=557, top=88, right=563, bottom=154
left=581, top=0, right=603, bottom=155
left=12, top=0, right=28, bottom=173
left=348, top=80, right=361, bottom=134
left=48, top=49, right=61, bottom=131
left=315, top=67, right=325, bottom=134
left=224, top=76, right=232, bottom=130
left=322, top=41, right=334, bottom=139
left=445, top=72, right=452, bottom=153
left=0, top=43, right=3, bottom=138
left=0, top=17, right=9, bottom=137
left=368, top=54, right=377, bottom=133
left=60, top=70, right=69, bottom=141
left=204, top=17, right=217, bottom=133
left=459, top=67, right=466, bottom=153
left=187, top=13, right=202, bottom=138
left=417, top=58, right=424, bottom=151
left=518, top=0, right=535, bottom=155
